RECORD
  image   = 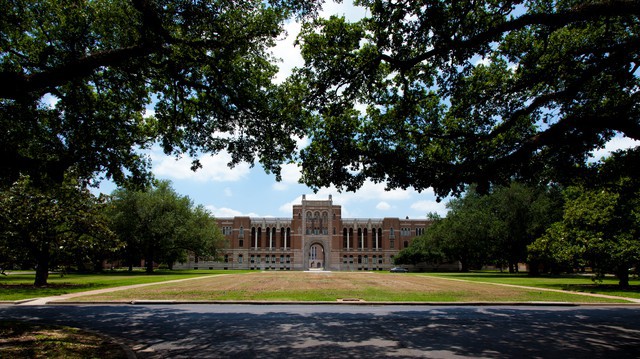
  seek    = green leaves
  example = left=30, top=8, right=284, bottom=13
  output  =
left=0, top=174, right=119, bottom=285
left=529, top=149, right=640, bottom=285
left=292, top=0, right=640, bottom=197
left=106, top=180, right=225, bottom=272
left=1, top=0, right=322, bottom=189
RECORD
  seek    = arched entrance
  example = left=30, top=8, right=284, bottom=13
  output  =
left=308, top=242, right=325, bottom=270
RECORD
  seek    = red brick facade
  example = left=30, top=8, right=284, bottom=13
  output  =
left=176, top=195, right=432, bottom=271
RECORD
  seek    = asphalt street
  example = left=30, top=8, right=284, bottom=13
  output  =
left=2, top=304, right=640, bottom=358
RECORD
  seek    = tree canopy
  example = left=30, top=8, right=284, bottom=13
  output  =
left=529, top=148, right=640, bottom=286
left=292, top=0, right=640, bottom=197
left=106, top=180, right=225, bottom=273
left=0, top=175, right=118, bottom=286
left=0, top=0, right=320, bottom=189
left=396, top=182, right=562, bottom=272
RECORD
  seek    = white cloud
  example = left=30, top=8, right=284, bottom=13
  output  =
left=272, top=20, right=304, bottom=84
left=223, top=187, right=233, bottom=197
left=591, top=136, right=640, bottom=161
left=205, top=205, right=261, bottom=218
left=319, top=0, right=368, bottom=20
left=152, top=150, right=250, bottom=182
left=357, top=181, right=414, bottom=201
left=272, top=163, right=302, bottom=191
left=40, top=93, right=59, bottom=109
left=411, top=200, right=448, bottom=217
left=376, top=201, right=391, bottom=210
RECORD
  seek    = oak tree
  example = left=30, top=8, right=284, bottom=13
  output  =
left=0, top=175, right=118, bottom=286
left=1, top=0, right=320, bottom=189
left=293, top=0, right=640, bottom=197
left=106, top=180, right=225, bottom=273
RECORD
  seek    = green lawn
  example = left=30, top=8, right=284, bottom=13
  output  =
left=55, top=271, right=630, bottom=303
left=2, top=270, right=639, bottom=303
left=0, top=270, right=245, bottom=301
left=420, top=271, right=640, bottom=299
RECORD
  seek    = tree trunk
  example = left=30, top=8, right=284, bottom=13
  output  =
left=34, top=243, right=50, bottom=287
left=528, top=260, right=540, bottom=276
left=459, top=257, right=469, bottom=272
left=145, top=250, right=154, bottom=274
left=617, top=267, right=630, bottom=288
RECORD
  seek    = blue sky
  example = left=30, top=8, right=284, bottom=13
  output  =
left=94, top=1, right=639, bottom=220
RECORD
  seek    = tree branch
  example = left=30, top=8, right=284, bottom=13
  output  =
left=0, top=45, right=157, bottom=100
left=381, top=0, right=640, bottom=70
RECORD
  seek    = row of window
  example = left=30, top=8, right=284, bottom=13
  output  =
left=221, top=226, right=426, bottom=238
left=343, top=255, right=384, bottom=265
left=249, top=254, right=291, bottom=264
left=236, top=239, right=410, bottom=250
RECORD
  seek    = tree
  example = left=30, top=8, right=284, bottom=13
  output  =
left=400, top=183, right=562, bottom=272
left=401, top=193, right=495, bottom=272
left=1, top=0, right=321, bottom=189
left=106, top=180, right=225, bottom=273
left=293, top=0, right=640, bottom=197
left=0, top=175, right=118, bottom=286
left=529, top=148, right=640, bottom=287
left=394, top=219, right=447, bottom=268
left=486, top=182, right=563, bottom=273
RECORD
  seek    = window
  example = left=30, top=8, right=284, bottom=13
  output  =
left=239, top=226, right=244, bottom=238
left=238, top=239, right=244, bottom=247
left=222, top=226, right=232, bottom=235
left=238, top=255, right=243, bottom=264
left=416, top=227, right=425, bottom=236
left=401, top=228, right=411, bottom=236
left=389, top=228, right=395, bottom=238
left=390, top=239, right=395, bottom=249
left=404, top=241, right=409, bottom=248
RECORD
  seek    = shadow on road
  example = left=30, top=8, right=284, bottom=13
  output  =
left=3, top=305, right=640, bottom=358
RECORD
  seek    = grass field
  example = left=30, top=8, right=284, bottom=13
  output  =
left=421, top=272, right=640, bottom=299
left=2, top=270, right=639, bottom=303
left=0, top=270, right=235, bottom=301
left=56, top=271, right=634, bottom=303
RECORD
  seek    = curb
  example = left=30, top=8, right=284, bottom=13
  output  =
left=20, top=300, right=640, bottom=307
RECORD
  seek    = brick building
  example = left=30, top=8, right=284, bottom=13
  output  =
left=175, top=195, right=433, bottom=271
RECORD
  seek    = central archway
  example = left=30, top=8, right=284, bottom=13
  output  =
left=307, top=242, right=326, bottom=270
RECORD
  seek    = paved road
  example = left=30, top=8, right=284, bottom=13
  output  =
left=2, top=304, right=640, bottom=358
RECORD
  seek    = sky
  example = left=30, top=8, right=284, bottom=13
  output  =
left=94, top=1, right=639, bottom=220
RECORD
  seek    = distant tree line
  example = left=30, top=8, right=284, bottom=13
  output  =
left=0, top=178, right=224, bottom=286
left=396, top=148, right=640, bottom=287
